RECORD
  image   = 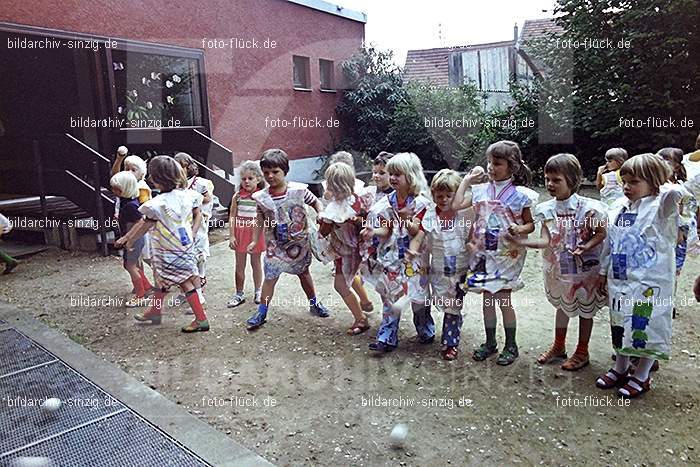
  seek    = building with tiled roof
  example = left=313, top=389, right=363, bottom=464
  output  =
left=404, top=18, right=562, bottom=107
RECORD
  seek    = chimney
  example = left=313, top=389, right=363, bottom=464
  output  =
left=514, top=23, right=519, bottom=42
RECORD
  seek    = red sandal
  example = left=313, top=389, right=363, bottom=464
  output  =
left=595, top=368, right=628, bottom=389
left=618, top=376, right=651, bottom=398
left=442, top=347, right=459, bottom=361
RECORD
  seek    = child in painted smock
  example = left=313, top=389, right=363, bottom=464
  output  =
left=360, top=152, right=433, bottom=352
left=245, top=149, right=332, bottom=330
left=408, top=169, right=471, bottom=360
left=451, top=141, right=538, bottom=365
left=515, top=154, right=608, bottom=371
left=316, top=162, right=376, bottom=335
left=115, top=155, right=210, bottom=333
left=595, top=153, right=689, bottom=398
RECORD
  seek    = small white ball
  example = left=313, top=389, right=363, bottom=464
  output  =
left=12, top=457, right=52, bottom=467
left=41, top=398, right=62, bottom=413
left=471, top=165, right=485, bottom=175
left=389, top=423, right=408, bottom=448
left=117, top=146, right=128, bottom=155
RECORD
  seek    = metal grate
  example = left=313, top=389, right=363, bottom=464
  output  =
left=0, top=361, right=123, bottom=454
left=3, top=411, right=209, bottom=467
left=0, top=329, right=56, bottom=378
left=0, top=329, right=210, bottom=466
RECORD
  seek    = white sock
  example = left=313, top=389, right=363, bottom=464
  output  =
left=633, top=357, right=655, bottom=382
left=613, top=353, right=630, bottom=374
left=597, top=352, right=629, bottom=385
left=618, top=357, right=654, bottom=396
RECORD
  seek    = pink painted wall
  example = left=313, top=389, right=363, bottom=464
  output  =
left=1, top=0, right=365, bottom=162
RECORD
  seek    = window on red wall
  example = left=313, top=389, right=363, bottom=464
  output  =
left=319, top=59, right=334, bottom=91
left=293, top=55, right=311, bottom=90
left=112, top=49, right=203, bottom=127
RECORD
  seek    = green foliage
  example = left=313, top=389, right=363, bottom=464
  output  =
left=531, top=0, right=700, bottom=173
left=336, top=46, right=543, bottom=172
left=335, top=46, right=406, bottom=159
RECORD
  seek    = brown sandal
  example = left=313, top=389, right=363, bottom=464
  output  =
left=346, top=320, right=370, bottom=336
left=618, top=376, right=651, bottom=398
left=561, top=352, right=590, bottom=371
left=537, top=345, right=567, bottom=364
left=442, top=347, right=459, bottom=361
left=595, top=368, right=628, bottom=389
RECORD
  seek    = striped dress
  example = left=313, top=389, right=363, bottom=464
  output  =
left=139, top=189, right=203, bottom=287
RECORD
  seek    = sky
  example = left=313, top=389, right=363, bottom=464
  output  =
left=334, top=0, right=558, bottom=66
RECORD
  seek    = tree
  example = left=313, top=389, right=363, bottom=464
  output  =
left=532, top=0, right=700, bottom=173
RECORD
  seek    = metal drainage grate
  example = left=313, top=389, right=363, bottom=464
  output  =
left=3, top=410, right=209, bottom=467
left=0, top=330, right=210, bottom=466
left=0, top=329, right=56, bottom=378
left=0, top=360, right=123, bottom=454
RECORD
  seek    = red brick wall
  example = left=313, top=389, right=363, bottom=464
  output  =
left=1, top=0, right=364, bottom=162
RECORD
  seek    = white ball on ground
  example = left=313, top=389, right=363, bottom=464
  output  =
left=40, top=398, right=62, bottom=413
left=117, top=146, right=128, bottom=155
left=389, top=423, right=408, bottom=448
left=12, top=457, right=52, bottom=467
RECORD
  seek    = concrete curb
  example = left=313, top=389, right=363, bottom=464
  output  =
left=0, top=303, right=273, bottom=467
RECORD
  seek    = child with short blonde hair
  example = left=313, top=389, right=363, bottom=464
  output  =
left=451, top=141, right=538, bottom=365
left=316, top=162, right=376, bottom=335
left=595, top=153, right=688, bottom=398
left=228, top=160, right=266, bottom=307
left=408, top=168, right=470, bottom=360
left=361, top=152, right=433, bottom=351
left=111, top=171, right=152, bottom=307
left=515, top=154, right=607, bottom=371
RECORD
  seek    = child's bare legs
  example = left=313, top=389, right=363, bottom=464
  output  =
left=228, top=252, right=249, bottom=307
left=235, top=252, right=248, bottom=292
left=538, top=308, right=569, bottom=364
left=473, top=291, right=499, bottom=361
left=352, top=275, right=373, bottom=312
left=495, top=290, right=519, bottom=365
left=298, top=268, right=330, bottom=317
left=334, top=272, right=367, bottom=335
left=251, top=253, right=263, bottom=297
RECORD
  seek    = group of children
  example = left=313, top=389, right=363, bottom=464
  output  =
left=110, top=135, right=700, bottom=400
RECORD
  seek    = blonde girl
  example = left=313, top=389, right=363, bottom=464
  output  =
left=595, top=153, right=688, bottom=398
left=408, top=169, right=471, bottom=360
left=110, top=171, right=151, bottom=307
left=228, top=161, right=266, bottom=307
left=451, top=141, right=538, bottom=365
left=361, top=152, right=433, bottom=352
left=317, top=162, right=376, bottom=335
left=115, top=155, right=209, bottom=333
left=124, top=155, right=156, bottom=294
left=596, top=148, right=628, bottom=208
